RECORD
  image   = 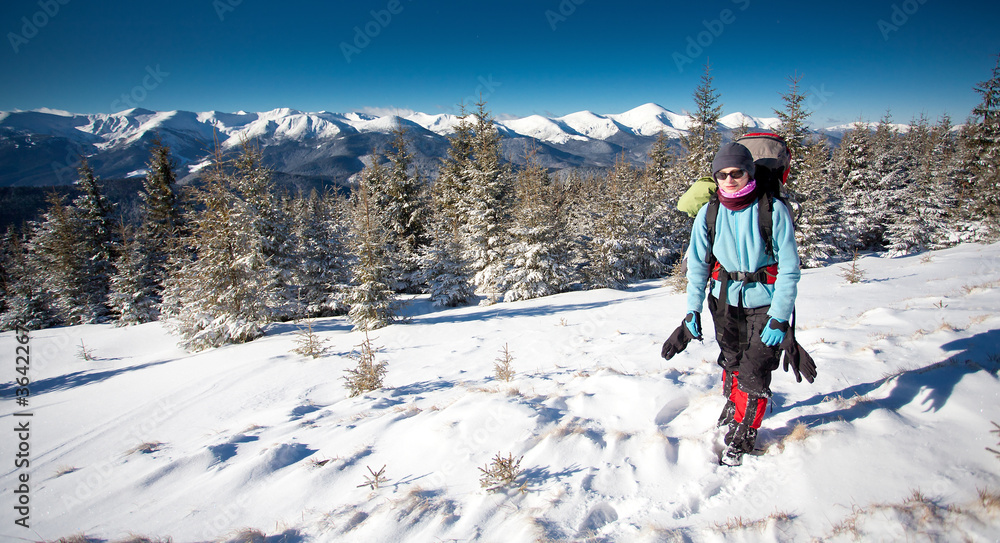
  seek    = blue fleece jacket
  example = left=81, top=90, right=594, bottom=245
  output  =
left=685, top=198, right=801, bottom=321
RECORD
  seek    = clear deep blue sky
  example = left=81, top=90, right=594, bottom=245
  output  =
left=2, top=0, right=998, bottom=127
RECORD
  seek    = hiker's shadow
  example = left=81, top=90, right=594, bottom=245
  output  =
left=776, top=329, right=1000, bottom=430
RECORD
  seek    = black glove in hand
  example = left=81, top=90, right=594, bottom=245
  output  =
left=780, top=332, right=817, bottom=383
left=661, top=312, right=702, bottom=360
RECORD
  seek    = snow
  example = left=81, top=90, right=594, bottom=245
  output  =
left=499, top=115, right=588, bottom=144
left=557, top=110, right=625, bottom=140
left=3, top=242, right=999, bottom=540
left=608, top=103, right=690, bottom=136
left=0, top=104, right=779, bottom=156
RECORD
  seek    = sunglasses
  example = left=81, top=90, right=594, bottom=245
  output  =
left=715, top=169, right=748, bottom=181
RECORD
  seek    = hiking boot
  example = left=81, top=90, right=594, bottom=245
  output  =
left=720, top=443, right=744, bottom=467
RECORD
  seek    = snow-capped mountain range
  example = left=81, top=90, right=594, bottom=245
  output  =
left=0, top=104, right=781, bottom=188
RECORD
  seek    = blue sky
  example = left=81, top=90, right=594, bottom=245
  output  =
left=2, top=0, right=998, bottom=127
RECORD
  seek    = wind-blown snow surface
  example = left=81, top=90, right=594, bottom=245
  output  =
left=3, top=243, right=1000, bottom=542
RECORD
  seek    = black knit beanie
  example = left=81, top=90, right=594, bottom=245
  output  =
left=711, top=142, right=756, bottom=179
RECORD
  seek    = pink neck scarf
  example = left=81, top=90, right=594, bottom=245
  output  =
left=717, top=179, right=759, bottom=211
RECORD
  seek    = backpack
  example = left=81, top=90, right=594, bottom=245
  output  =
left=704, top=132, right=792, bottom=261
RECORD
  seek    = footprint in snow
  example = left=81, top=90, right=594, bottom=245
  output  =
left=654, top=397, right=689, bottom=427
left=576, top=502, right=619, bottom=537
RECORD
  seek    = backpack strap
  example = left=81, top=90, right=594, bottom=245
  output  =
left=759, top=193, right=775, bottom=259
left=705, top=195, right=720, bottom=269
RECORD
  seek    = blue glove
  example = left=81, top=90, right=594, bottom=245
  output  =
left=760, top=317, right=788, bottom=346
left=684, top=311, right=701, bottom=340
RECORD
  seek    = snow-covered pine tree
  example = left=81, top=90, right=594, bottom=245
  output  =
left=70, top=157, right=116, bottom=322
left=26, top=194, right=88, bottom=324
left=583, top=155, right=645, bottom=289
left=346, top=156, right=398, bottom=331
left=231, top=139, right=300, bottom=319
left=139, top=137, right=185, bottom=299
left=870, top=112, right=912, bottom=253
left=462, top=99, right=513, bottom=305
left=420, top=217, right=475, bottom=307
left=771, top=75, right=840, bottom=266
left=833, top=119, right=883, bottom=252
left=161, top=145, right=277, bottom=350
left=791, top=137, right=840, bottom=266
left=0, top=226, right=57, bottom=330
left=381, top=127, right=430, bottom=293
left=680, top=61, right=723, bottom=180
left=926, top=114, right=963, bottom=245
left=963, top=54, right=1000, bottom=234
left=421, top=105, right=477, bottom=308
left=433, top=104, right=475, bottom=233
left=638, top=132, right=688, bottom=275
left=504, top=148, right=577, bottom=301
left=291, top=189, right=351, bottom=317
left=885, top=115, right=949, bottom=255
left=108, top=221, right=160, bottom=325
left=773, top=73, right=810, bottom=181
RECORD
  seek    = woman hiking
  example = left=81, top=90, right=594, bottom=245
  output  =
left=662, top=141, right=802, bottom=467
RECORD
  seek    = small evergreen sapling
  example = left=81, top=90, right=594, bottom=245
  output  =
left=357, top=464, right=388, bottom=490
left=478, top=451, right=525, bottom=493
left=494, top=343, right=515, bottom=382
left=291, top=319, right=329, bottom=359
left=839, top=250, right=867, bottom=284
left=343, top=331, right=387, bottom=397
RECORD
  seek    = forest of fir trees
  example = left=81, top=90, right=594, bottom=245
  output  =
left=1, top=58, right=999, bottom=349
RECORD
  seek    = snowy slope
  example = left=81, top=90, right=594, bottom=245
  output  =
left=2, top=244, right=999, bottom=542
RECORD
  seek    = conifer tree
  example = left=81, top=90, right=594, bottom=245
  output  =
left=291, top=189, right=351, bottom=317
left=583, top=155, right=645, bottom=289
left=771, top=75, right=841, bottom=265
left=963, top=54, right=1000, bottom=232
left=642, top=131, right=691, bottom=267
left=27, top=194, right=90, bottom=324
left=161, top=144, right=277, bottom=350
left=833, top=119, right=882, bottom=251
left=0, top=226, right=57, bottom=330
left=463, top=99, right=513, bottom=305
left=231, top=140, right=300, bottom=319
left=885, top=115, right=950, bottom=255
left=346, top=158, right=398, bottom=330
left=381, top=127, right=430, bottom=293
left=421, top=217, right=476, bottom=307
left=790, top=137, right=840, bottom=266
left=680, top=62, right=723, bottom=179
left=773, top=73, right=810, bottom=181
left=927, top=114, right=963, bottom=244
left=421, top=105, right=477, bottom=307
left=139, top=137, right=185, bottom=298
left=71, top=157, right=116, bottom=321
left=108, top=221, right=159, bottom=325
left=433, top=104, right=475, bottom=231
left=504, top=148, right=577, bottom=301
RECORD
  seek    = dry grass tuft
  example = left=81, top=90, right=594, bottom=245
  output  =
left=714, top=510, right=794, bottom=532
left=125, top=441, right=164, bottom=455
left=977, top=487, right=1000, bottom=512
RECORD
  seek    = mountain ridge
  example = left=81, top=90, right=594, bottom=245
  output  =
left=0, top=103, right=783, bottom=189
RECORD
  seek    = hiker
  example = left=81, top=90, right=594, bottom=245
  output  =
left=662, top=141, right=803, bottom=467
